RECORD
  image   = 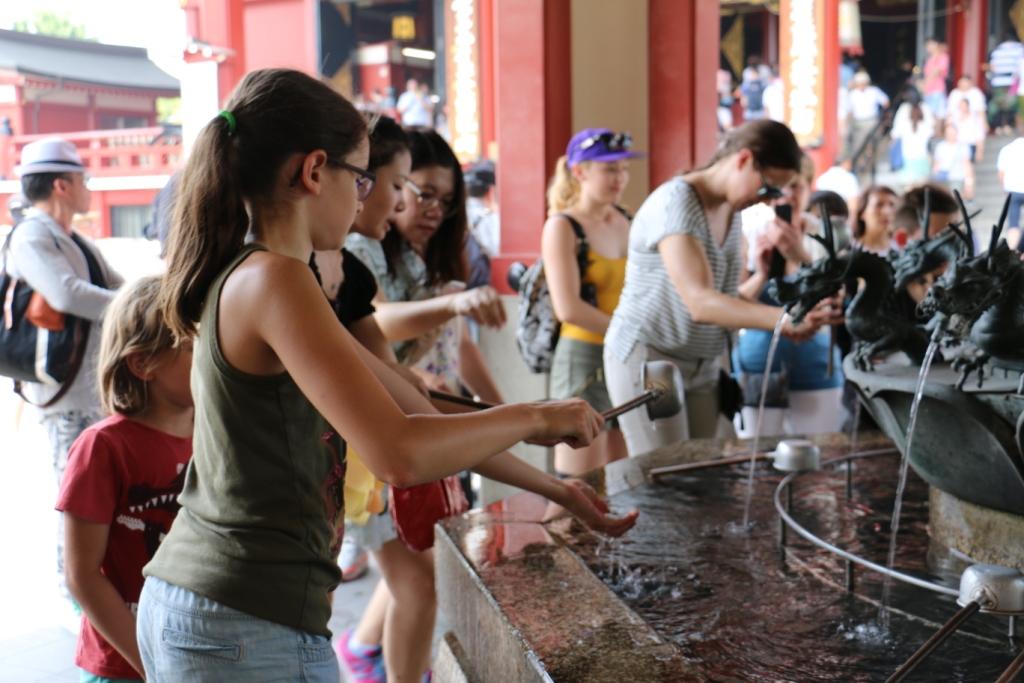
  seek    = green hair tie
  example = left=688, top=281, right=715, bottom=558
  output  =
left=218, top=110, right=237, bottom=136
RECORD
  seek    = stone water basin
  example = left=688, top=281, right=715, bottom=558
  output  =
left=433, top=432, right=1021, bottom=682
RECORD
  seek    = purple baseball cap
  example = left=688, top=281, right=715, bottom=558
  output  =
left=566, top=128, right=644, bottom=167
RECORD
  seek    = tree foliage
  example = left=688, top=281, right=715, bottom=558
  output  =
left=13, top=11, right=93, bottom=41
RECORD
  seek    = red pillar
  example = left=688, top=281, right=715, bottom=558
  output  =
left=964, top=0, right=988, bottom=86
left=948, top=4, right=964, bottom=80
left=478, top=0, right=496, bottom=159
left=810, top=0, right=840, bottom=173
left=648, top=0, right=719, bottom=186
left=490, top=0, right=572, bottom=291
left=86, top=93, right=97, bottom=131
left=186, top=0, right=247, bottom=103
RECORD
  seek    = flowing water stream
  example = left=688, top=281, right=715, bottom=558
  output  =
left=880, top=340, right=941, bottom=626
left=740, top=312, right=789, bottom=528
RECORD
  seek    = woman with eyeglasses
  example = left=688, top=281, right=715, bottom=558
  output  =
left=346, top=127, right=505, bottom=399
left=603, top=119, right=838, bottom=456
left=542, top=128, right=640, bottom=477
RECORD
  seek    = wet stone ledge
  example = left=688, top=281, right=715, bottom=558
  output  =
left=433, top=431, right=893, bottom=682
left=929, top=487, right=1024, bottom=570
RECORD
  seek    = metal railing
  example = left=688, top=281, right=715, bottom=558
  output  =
left=849, top=96, right=904, bottom=184
left=1, top=125, right=182, bottom=179
left=773, top=448, right=960, bottom=598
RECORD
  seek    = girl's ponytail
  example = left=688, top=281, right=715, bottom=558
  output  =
left=161, top=115, right=248, bottom=341
left=157, top=68, right=368, bottom=341
left=546, top=155, right=580, bottom=215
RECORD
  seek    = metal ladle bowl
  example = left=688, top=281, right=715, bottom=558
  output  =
left=957, top=564, right=1024, bottom=615
left=770, top=439, right=821, bottom=472
left=639, top=360, right=685, bottom=420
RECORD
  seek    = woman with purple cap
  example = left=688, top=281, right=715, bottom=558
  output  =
left=603, top=120, right=838, bottom=456
left=542, top=128, right=641, bottom=477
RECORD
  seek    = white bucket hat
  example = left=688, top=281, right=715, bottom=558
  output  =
left=14, top=138, right=86, bottom=177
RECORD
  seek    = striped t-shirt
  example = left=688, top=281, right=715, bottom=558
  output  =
left=989, top=41, right=1024, bottom=87
left=606, top=177, right=742, bottom=363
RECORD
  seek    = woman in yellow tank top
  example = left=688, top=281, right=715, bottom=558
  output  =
left=541, top=128, right=642, bottom=476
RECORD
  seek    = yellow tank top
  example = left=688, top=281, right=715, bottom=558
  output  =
left=561, top=249, right=627, bottom=346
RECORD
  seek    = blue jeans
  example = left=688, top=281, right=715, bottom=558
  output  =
left=136, top=577, right=339, bottom=682
left=80, top=671, right=141, bottom=683
left=1009, top=192, right=1024, bottom=237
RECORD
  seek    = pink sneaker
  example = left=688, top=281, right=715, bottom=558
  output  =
left=336, top=629, right=385, bottom=683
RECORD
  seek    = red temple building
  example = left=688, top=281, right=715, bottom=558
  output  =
left=0, top=29, right=181, bottom=238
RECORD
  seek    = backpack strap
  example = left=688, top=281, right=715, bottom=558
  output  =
left=555, top=213, right=599, bottom=307
left=555, top=213, right=590, bottom=278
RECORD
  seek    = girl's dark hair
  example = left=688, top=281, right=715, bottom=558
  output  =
left=854, top=184, right=898, bottom=238
left=702, top=119, right=802, bottom=172
left=367, top=115, right=410, bottom=172
left=382, top=127, right=467, bottom=287
left=160, top=68, right=367, bottom=340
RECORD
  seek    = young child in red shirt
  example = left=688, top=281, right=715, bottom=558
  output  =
left=56, top=275, right=193, bottom=682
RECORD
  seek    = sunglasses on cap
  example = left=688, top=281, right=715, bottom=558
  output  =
left=579, top=131, right=633, bottom=153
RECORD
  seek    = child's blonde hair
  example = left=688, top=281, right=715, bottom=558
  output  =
left=546, top=155, right=583, bottom=215
left=799, top=153, right=816, bottom=185
left=98, top=275, right=178, bottom=416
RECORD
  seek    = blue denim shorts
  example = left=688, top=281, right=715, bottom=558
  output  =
left=136, top=577, right=338, bottom=682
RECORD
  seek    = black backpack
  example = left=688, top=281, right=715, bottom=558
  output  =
left=512, top=214, right=596, bottom=374
left=0, top=224, right=104, bottom=406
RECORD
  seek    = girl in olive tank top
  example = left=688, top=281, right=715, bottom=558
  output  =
left=136, top=69, right=634, bottom=683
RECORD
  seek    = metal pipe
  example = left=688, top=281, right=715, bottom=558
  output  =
left=885, top=601, right=980, bottom=683
left=780, top=479, right=790, bottom=545
left=429, top=390, right=495, bottom=410
left=1011, top=615, right=1018, bottom=639
left=430, top=388, right=663, bottom=421
left=602, top=390, right=659, bottom=421
left=773, top=468, right=959, bottom=598
left=650, top=453, right=770, bottom=478
left=995, top=646, right=1024, bottom=683
left=651, top=446, right=898, bottom=480
left=845, top=560, right=855, bottom=592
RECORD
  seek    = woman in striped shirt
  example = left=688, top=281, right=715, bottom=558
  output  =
left=604, top=120, right=836, bottom=456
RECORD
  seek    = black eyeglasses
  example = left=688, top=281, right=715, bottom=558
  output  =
left=405, top=179, right=458, bottom=217
left=579, top=131, right=633, bottom=152
left=288, top=159, right=376, bottom=201
left=756, top=170, right=784, bottom=201
left=334, top=161, right=376, bottom=201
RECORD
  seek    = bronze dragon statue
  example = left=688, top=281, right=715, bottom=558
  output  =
left=770, top=191, right=961, bottom=371
left=921, top=193, right=1024, bottom=389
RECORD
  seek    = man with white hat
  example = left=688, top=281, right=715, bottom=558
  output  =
left=845, top=71, right=890, bottom=159
left=5, top=137, right=122, bottom=605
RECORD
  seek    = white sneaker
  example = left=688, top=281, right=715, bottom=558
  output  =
left=339, top=535, right=369, bottom=581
